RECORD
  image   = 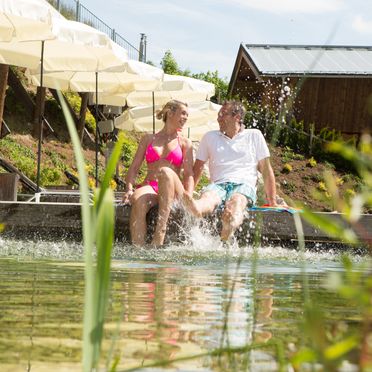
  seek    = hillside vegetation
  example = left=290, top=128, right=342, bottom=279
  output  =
left=0, top=69, right=364, bottom=211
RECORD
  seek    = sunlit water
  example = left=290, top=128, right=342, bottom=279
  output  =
left=0, top=230, right=365, bottom=371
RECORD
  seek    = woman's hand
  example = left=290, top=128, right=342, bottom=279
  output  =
left=122, top=189, right=134, bottom=205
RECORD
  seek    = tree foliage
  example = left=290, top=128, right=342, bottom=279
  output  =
left=160, top=50, right=180, bottom=76
left=160, top=50, right=228, bottom=103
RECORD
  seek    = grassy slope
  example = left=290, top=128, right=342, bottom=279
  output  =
left=0, top=77, right=362, bottom=211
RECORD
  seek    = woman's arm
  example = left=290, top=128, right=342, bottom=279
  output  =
left=122, top=134, right=149, bottom=203
left=181, top=138, right=194, bottom=193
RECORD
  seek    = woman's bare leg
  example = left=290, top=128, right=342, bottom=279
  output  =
left=130, top=185, right=158, bottom=246
left=151, top=167, right=185, bottom=246
left=183, top=191, right=221, bottom=218
left=220, top=193, right=248, bottom=241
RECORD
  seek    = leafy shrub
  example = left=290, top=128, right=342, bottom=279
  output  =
left=344, top=188, right=355, bottom=200
left=1, top=137, right=35, bottom=159
left=40, top=167, right=62, bottom=185
left=14, top=157, right=35, bottom=180
left=65, top=92, right=96, bottom=133
left=281, top=180, right=296, bottom=192
left=317, top=181, right=327, bottom=192
left=281, top=163, right=293, bottom=173
left=45, top=150, right=67, bottom=170
left=120, top=132, right=147, bottom=183
left=307, top=157, right=317, bottom=168
left=282, top=146, right=304, bottom=162
left=310, top=173, right=324, bottom=183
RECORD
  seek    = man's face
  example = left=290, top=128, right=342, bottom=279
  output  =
left=217, top=104, right=238, bottom=134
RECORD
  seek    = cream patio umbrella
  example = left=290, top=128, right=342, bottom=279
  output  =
left=27, top=59, right=163, bottom=95
left=94, top=73, right=215, bottom=108
left=0, top=0, right=63, bottom=42
left=0, top=6, right=128, bottom=191
left=180, top=121, right=219, bottom=142
left=26, top=58, right=164, bottom=186
left=115, top=101, right=221, bottom=139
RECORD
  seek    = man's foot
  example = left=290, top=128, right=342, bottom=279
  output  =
left=150, top=228, right=166, bottom=247
left=220, top=212, right=237, bottom=241
left=182, top=192, right=203, bottom=218
left=220, top=224, right=234, bottom=242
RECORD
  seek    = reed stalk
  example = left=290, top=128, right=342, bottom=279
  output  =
left=58, top=91, right=123, bottom=371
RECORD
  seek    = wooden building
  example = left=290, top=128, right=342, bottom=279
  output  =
left=228, top=44, right=372, bottom=135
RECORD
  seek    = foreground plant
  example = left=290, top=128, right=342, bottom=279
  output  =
left=294, top=135, right=372, bottom=370
left=59, top=92, right=123, bottom=371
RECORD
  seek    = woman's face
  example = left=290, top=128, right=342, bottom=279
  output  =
left=169, top=104, right=189, bottom=130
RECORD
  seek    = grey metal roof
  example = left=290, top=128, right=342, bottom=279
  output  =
left=243, top=44, right=372, bottom=76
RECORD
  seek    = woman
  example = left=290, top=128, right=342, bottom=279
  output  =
left=122, top=100, right=194, bottom=246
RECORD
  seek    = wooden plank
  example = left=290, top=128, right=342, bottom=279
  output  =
left=0, top=201, right=370, bottom=249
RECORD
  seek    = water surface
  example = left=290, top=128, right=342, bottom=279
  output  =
left=0, top=237, right=364, bottom=371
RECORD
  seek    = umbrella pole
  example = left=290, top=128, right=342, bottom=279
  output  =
left=35, top=40, right=45, bottom=198
left=95, top=71, right=98, bottom=187
left=152, top=91, right=155, bottom=134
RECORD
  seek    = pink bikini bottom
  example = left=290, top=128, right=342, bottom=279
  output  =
left=136, top=180, right=159, bottom=194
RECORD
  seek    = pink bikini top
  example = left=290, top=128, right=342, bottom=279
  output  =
left=145, top=136, right=183, bottom=167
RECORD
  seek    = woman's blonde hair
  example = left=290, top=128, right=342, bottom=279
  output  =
left=156, top=100, right=188, bottom=123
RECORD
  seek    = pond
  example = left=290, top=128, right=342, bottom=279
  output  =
left=0, top=235, right=364, bottom=371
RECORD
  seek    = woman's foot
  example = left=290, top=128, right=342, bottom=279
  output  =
left=182, top=192, right=203, bottom=218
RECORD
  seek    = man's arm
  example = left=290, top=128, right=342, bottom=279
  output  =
left=258, top=157, right=277, bottom=206
left=193, top=159, right=207, bottom=190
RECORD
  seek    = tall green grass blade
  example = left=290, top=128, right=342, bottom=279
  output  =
left=301, top=206, right=358, bottom=244
left=324, top=336, right=359, bottom=360
left=57, top=91, right=95, bottom=371
left=92, top=187, right=115, bottom=365
left=291, top=348, right=317, bottom=368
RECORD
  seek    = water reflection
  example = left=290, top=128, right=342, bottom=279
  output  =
left=0, top=240, right=363, bottom=371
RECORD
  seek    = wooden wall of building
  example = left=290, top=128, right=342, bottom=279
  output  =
left=232, top=73, right=372, bottom=135
left=229, top=48, right=372, bottom=135
left=293, top=77, right=372, bottom=134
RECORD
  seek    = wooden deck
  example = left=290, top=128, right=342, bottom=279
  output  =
left=0, top=198, right=370, bottom=249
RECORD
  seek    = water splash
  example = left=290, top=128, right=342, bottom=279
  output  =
left=0, top=220, right=364, bottom=265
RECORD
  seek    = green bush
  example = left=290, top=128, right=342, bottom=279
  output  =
left=120, top=132, right=147, bottom=183
left=65, top=92, right=96, bottom=133
left=14, top=157, right=35, bottom=180
left=243, top=102, right=358, bottom=173
left=45, top=150, right=67, bottom=171
left=281, top=163, right=293, bottom=173
left=40, top=167, right=62, bottom=185
left=307, top=157, right=317, bottom=167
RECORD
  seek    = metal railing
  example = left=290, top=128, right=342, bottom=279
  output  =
left=48, top=0, right=141, bottom=60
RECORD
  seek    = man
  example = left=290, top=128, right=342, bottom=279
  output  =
left=183, top=100, right=277, bottom=241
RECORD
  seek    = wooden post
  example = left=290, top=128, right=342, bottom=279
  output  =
left=33, top=86, right=46, bottom=138
left=0, top=64, right=9, bottom=134
left=309, top=123, right=315, bottom=155
left=0, top=173, right=19, bottom=201
left=78, top=93, right=88, bottom=143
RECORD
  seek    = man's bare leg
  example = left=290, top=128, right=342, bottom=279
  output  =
left=220, top=193, right=248, bottom=241
left=183, top=191, right=221, bottom=218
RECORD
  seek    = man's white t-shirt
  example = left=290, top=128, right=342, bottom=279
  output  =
left=196, top=129, right=270, bottom=190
